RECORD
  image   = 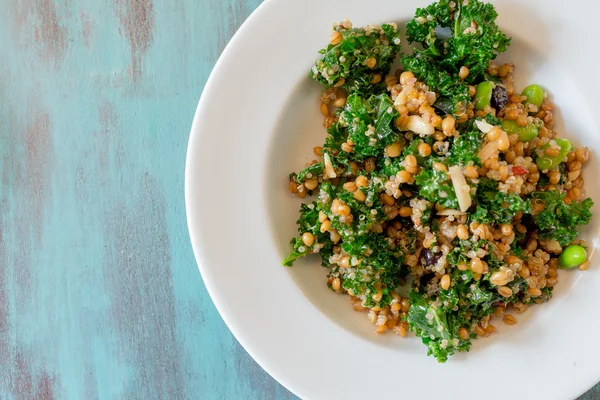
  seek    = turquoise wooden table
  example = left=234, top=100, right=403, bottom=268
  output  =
left=0, top=0, right=596, bottom=399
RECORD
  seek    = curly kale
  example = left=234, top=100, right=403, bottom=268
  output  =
left=408, top=291, right=472, bottom=363
left=282, top=202, right=326, bottom=266
left=412, top=235, right=549, bottom=362
left=406, top=0, right=510, bottom=78
left=340, top=232, right=404, bottom=307
left=401, top=54, right=471, bottom=114
left=310, top=23, right=401, bottom=94
left=295, top=163, right=324, bottom=183
left=530, top=192, right=594, bottom=246
left=415, top=166, right=460, bottom=210
left=471, top=177, right=531, bottom=224
left=448, top=116, right=500, bottom=166
left=329, top=93, right=400, bottom=160
left=410, top=245, right=536, bottom=362
left=403, top=0, right=511, bottom=114
left=448, top=123, right=484, bottom=166
left=325, top=180, right=405, bottom=306
left=283, top=177, right=406, bottom=306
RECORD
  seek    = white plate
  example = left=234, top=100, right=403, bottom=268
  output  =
left=186, top=0, right=600, bottom=398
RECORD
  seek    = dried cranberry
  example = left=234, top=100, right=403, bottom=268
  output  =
left=419, top=248, right=441, bottom=267
left=491, top=85, right=508, bottom=110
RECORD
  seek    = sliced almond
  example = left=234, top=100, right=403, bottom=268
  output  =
left=448, top=166, right=472, bottom=212
left=436, top=209, right=467, bottom=216
left=323, top=153, right=337, bottom=179
left=399, top=115, right=434, bottom=136
left=478, top=140, right=500, bottom=161
left=475, top=119, right=495, bottom=134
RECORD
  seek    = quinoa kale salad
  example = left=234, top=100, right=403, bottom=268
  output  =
left=283, top=0, right=594, bottom=362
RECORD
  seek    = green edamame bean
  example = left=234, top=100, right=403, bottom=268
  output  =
left=522, top=84, right=544, bottom=108
left=558, top=244, right=587, bottom=269
left=501, top=120, right=540, bottom=142
left=535, top=138, right=572, bottom=170
left=474, top=82, right=494, bottom=110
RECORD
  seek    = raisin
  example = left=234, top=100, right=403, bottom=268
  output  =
left=491, top=85, right=508, bottom=110
left=419, top=248, right=442, bottom=267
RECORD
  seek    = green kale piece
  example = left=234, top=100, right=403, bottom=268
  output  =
left=310, top=23, right=401, bottom=94
left=401, top=54, right=471, bottom=114
left=372, top=93, right=399, bottom=141
left=403, top=0, right=511, bottom=114
left=317, top=181, right=405, bottom=305
left=408, top=291, right=472, bottom=363
left=446, top=1, right=511, bottom=78
left=406, top=0, right=510, bottom=79
left=282, top=179, right=405, bottom=300
left=328, top=93, right=400, bottom=161
left=447, top=121, right=484, bottom=166
left=282, top=236, right=309, bottom=267
left=415, top=166, right=460, bottom=210
left=483, top=113, right=502, bottom=126
left=335, top=181, right=386, bottom=234
left=409, top=253, right=516, bottom=362
left=402, top=137, right=431, bottom=166
left=378, top=137, right=430, bottom=177
left=282, top=202, right=323, bottom=266
left=471, top=177, right=531, bottom=224
left=447, top=238, right=487, bottom=266
left=296, top=162, right=324, bottom=183
left=531, top=192, right=594, bottom=246
left=511, top=245, right=527, bottom=259
left=339, top=232, right=404, bottom=307
left=324, top=122, right=347, bottom=152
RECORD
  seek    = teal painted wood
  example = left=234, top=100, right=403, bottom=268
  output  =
left=0, top=0, right=295, bottom=398
left=0, top=0, right=594, bottom=399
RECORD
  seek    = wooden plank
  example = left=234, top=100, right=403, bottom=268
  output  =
left=0, top=0, right=294, bottom=398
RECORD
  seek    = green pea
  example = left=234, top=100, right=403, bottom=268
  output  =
left=501, top=120, right=540, bottom=142
left=521, top=84, right=544, bottom=108
left=474, top=82, right=494, bottom=110
left=535, top=138, right=572, bottom=171
left=558, top=244, right=587, bottom=269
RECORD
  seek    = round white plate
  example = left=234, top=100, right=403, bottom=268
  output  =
left=186, top=0, right=600, bottom=398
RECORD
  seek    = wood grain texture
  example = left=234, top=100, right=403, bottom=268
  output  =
left=0, top=0, right=595, bottom=399
left=0, top=0, right=295, bottom=398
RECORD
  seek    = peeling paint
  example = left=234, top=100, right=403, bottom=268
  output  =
left=95, top=101, right=125, bottom=180
left=9, top=354, right=56, bottom=400
left=0, top=228, right=7, bottom=363
left=103, top=176, right=183, bottom=399
left=114, top=0, right=155, bottom=81
left=0, top=82, right=58, bottom=398
left=11, top=0, right=69, bottom=65
left=24, top=109, right=53, bottom=238
left=35, top=371, right=55, bottom=400
left=80, top=11, right=92, bottom=48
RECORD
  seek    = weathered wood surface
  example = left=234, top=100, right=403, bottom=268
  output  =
left=0, top=0, right=595, bottom=398
left=0, top=0, right=295, bottom=398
